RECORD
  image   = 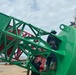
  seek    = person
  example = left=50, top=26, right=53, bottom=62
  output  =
left=31, top=57, right=43, bottom=75
left=45, top=44, right=57, bottom=71
left=47, top=30, right=58, bottom=49
left=45, top=30, right=58, bottom=71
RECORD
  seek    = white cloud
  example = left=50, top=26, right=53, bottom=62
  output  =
left=0, top=0, right=76, bottom=33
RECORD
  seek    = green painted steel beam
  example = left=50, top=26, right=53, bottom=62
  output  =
left=0, top=13, right=71, bottom=75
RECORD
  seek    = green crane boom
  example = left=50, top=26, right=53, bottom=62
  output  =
left=0, top=12, right=76, bottom=75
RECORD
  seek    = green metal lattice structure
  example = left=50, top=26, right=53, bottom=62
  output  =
left=0, top=12, right=76, bottom=75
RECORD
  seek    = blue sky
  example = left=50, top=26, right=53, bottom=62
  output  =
left=0, top=0, right=76, bottom=33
